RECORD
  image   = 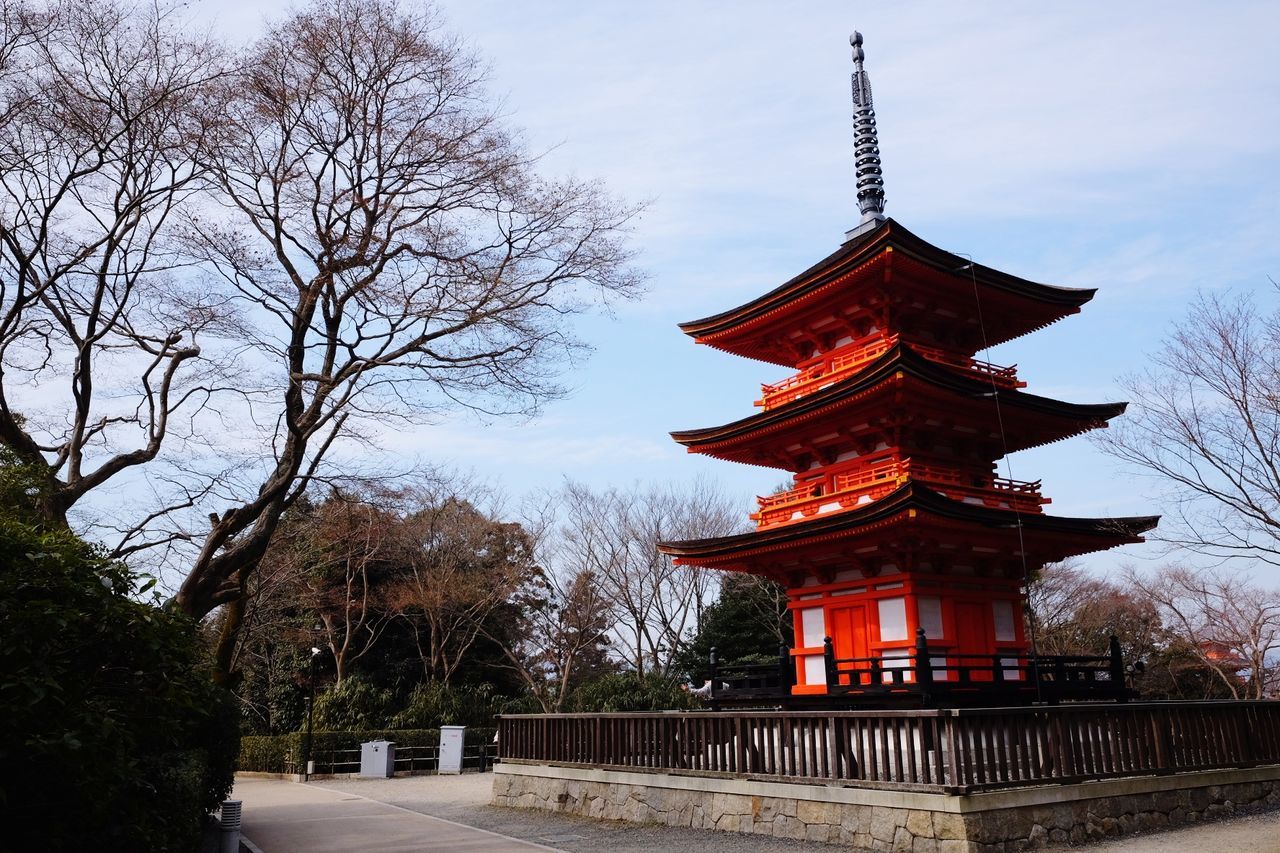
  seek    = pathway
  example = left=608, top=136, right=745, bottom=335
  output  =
left=232, top=776, right=556, bottom=852
left=236, top=773, right=1280, bottom=853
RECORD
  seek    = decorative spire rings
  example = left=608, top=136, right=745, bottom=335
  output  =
left=850, top=31, right=886, bottom=227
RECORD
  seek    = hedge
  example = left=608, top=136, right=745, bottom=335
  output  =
left=238, top=727, right=496, bottom=773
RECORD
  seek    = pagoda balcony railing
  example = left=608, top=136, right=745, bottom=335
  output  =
left=755, top=334, right=1024, bottom=411
left=752, top=458, right=1047, bottom=528
left=822, top=640, right=1125, bottom=702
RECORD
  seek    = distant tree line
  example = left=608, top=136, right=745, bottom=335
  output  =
left=225, top=476, right=749, bottom=734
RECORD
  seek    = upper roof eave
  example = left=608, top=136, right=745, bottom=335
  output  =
left=669, top=343, right=1127, bottom=448
left=655, top=481, right=1159, bottom=559
left=677, top=218, right=1096, bottom=341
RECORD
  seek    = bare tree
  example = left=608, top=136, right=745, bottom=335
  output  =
left=171, top=0, right=640, bottom=628
left=1123, top=565, right=1280, bottom=699
left=0, top=0, right=229, bottom=553
left=387, top=488, right=540, bottom=684
left=1094, top=289, right=1280, bottom=565
left=555, top=478, right=742, bottom=676
left=255, top=488, right=403, bottom=686
left=489, top=566, right=613, bottom=712
left=1026, top=560, right=1161, bottom=662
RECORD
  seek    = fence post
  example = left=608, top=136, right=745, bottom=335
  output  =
left=915, top=628, right=933, bottom=700
left=824, top=637, right=838, bottom=687
left=779, top=643, right=795, bottom=688
left=1108, top=635, right=1126, bottom=701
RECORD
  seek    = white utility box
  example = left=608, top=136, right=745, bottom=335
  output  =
left=359, top=740, right=395, bottom=777
left=438, top=726, right=465, bottom=775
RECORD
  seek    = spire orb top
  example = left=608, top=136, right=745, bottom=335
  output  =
left=846, top=30, right=886, bottom=239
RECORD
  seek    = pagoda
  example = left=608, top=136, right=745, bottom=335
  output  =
left=657, top=33, right=1158, bottom=704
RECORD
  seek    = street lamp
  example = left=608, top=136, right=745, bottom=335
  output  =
left=303, top=646, right=321, bottom=780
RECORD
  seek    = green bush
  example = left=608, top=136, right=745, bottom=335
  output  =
left=568, top=672, right=700, bottom=712
left=391, top=680, right=536, bottom=729
left=311, top=676, right=399, bottom=730
left=0, top=513, right=240, bottom=852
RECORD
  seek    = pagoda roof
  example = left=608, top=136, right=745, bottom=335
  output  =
left=679, top=219, right=1096, bottom=366
left=670, top=343, right=1126, bottom=465
left=656, top=481, right=1158, bottom=568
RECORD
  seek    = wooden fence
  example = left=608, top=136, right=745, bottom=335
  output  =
left=497, top=702, right=1280, bottom=793
left=285, top=742, right=492, bottom=776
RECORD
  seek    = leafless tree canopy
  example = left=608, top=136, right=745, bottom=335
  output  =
left=0, top=0, right=228, bottom=550
left=1122, top=565, right=1280, bottom=699
left=1027, top=560, right=1160, bottom=661
left=553, top=478, right=743, bottom=676
left=1094, top=290, right=1280, bottom=566
left=0, top=0, right=641, bottom=637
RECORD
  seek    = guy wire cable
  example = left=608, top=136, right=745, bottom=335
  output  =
left=956, top=251, right=1044, bottom=704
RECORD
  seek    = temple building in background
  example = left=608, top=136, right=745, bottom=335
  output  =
left=657, top=32, right=1158, bottom=705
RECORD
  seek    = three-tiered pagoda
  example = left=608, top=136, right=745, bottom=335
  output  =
left=657, top=33, right=1158, bottom=704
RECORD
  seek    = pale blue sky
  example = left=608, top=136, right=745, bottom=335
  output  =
left=197, top=1, right=1280, bottom=576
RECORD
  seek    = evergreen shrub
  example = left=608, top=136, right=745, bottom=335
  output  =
left=0, top=513, right=239, bottom=852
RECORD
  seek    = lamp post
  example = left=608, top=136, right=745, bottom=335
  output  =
left=303, top=646, right=320, bottom=780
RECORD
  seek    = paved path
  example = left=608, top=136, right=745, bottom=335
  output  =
left=232, top=776, right=557, bottom=852
left=239, top=773, right=1280, bottom=853
left=310, top=774, right=845, bottom=853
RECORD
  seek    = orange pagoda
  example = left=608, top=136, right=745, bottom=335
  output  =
left=657, top=33, right=1158, bottom=706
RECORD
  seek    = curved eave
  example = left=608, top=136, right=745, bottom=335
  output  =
left=669, top=344, right=1126, bottom=455
left=678, top=219, right=1095, bottom=348
left=656, top=482, right=1159, bottom=560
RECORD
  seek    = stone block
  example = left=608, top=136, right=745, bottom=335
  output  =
left=1027, top=824, right=1047, bottom=848
left=1047, top=804, right=1074, bottom=831
left=715, top=813, right=742, bottom=833
left=937, top=841, right=971, bottom=853
left=1189, top=787, right=1211, bottom=812
left=806, top=824, right=834, bottom=843
left=933, top=813, right=966, bottom=840
left=754, top=797, right=777, bottom=822
left=847, top=805, right=873, bottom=834
left=774, top=814, right=806, bottom=840
left=872, top=807, right=902, bottom=842
left=796, top=799, right=827, bottom=825
left=893, top=825, right=915, bottom=852
left=913, top=836, right=940, bottom=853
left=907, top=809, right=934, bottom=838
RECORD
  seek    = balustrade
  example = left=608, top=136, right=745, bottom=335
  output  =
left=497, top=698, right=1280, bottom=794
left=753, top=458, right=1046, bottom=528
left=755, top=335, right=1024, bottom=411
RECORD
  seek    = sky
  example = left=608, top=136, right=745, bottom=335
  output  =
left=194, top=1, right=1280, bottom=577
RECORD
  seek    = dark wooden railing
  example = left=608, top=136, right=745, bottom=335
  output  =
left=701, top=632, right=1129, bottom=707
left=498, top=702, right=1280, bottom=794
left=822, top=629, right=1129, bottom=704
left=708, top=645, right=794, bottom=701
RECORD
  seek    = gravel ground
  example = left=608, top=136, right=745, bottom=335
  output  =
left=312, top=772, right=1280, bottom=853
left=1071, top=806, right=1280, bottom=853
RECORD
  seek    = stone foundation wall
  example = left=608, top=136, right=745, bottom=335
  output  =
left=492, top=762, right=1280, bottom=852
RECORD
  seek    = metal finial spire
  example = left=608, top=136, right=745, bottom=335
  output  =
left=848, top=31, right=886, bottom=235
